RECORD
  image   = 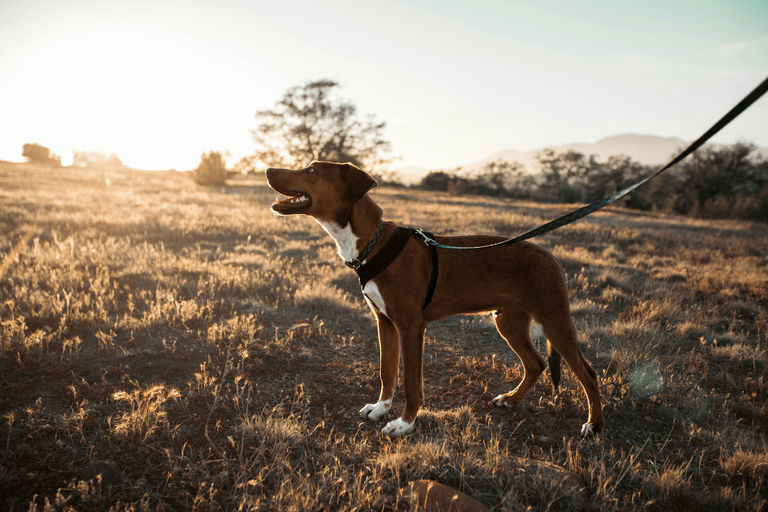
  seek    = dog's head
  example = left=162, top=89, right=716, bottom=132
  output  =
left=266, top=161, right=377, bottom=224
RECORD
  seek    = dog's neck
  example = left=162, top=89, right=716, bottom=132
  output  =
left=314, top=195, right=383, bottom=263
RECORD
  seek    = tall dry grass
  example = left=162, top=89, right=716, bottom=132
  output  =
left=0, top=162, right=766, bottom=510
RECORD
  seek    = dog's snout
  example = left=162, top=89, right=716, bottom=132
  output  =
left=265, top=168, right=274, bottom=178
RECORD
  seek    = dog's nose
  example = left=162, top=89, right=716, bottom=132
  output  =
left=265, top=168, right=273, bottom=177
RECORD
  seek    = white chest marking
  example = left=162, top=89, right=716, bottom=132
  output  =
left=315, top=219, right=386, bottom=314
left=362, top=281, right=387, bottom=315
left=315, top=220, right=359, bottom=262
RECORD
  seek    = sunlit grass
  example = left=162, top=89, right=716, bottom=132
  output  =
left=0, top=162, right=766, bottom=509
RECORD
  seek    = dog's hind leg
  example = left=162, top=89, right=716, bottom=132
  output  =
left=360, top=312, right=399, bottom=422
left=491, top=309, right=546, bottom=408
left=539, top=314, right=605, bottom=436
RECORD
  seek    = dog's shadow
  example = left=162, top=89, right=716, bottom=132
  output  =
left=330, top=274, right=362, bottom=298
left=292, top=286, right=363, bottom=322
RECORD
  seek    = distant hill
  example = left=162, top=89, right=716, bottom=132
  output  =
left=396, top=133, right=767, bottom=183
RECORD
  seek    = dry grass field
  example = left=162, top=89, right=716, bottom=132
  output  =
left=1, top=162, right=766, bottom=510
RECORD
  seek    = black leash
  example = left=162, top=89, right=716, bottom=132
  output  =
left=414, top=75, right=768, bottom=250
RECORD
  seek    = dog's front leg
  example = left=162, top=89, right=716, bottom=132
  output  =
left=381, top=320, right=426, bottom=437
left=360, top=312, right=399, bottom=422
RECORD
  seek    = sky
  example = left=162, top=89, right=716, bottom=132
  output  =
left=1, top=0, right=766, bottom=171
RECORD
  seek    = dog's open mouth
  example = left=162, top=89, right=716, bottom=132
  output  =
left=271, top=191, right=312, bottom=214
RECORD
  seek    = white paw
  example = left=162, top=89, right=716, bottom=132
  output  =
left=492, top=394, right=511, bottom=407
left=359, top=400, right=392, bottom=422
left=381, top=418, right=414, bottom=437
left=581, top=422, right=596, bottom=437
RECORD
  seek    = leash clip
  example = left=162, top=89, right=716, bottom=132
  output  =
left=413, top=228, right=438, bottom=247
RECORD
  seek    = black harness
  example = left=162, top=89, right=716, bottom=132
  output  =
left=346, top=226, right=439, bottom=310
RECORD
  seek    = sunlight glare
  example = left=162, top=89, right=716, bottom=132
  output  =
left=5, top=21, right=270, bottom=169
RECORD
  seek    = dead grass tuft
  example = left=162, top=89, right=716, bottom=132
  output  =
left=721, top=449, right=768, bottom=481
left=111, top=384, right=181, bottom=443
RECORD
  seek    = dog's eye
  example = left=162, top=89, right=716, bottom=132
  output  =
left=306, top=167, right=315, bottom=174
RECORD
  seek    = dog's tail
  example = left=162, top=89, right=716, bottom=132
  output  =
left=547, top=341, right=561, bottom=392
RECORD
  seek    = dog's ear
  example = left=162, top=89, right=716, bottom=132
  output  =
left=341, top=162, right=377, bottom=202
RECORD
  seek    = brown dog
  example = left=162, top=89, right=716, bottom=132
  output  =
left=266, top=161, right=604, bottom=437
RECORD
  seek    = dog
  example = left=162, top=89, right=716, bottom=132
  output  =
left=266, top=161, right=604, bottom=437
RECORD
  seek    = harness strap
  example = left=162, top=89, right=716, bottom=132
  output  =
left=353, top=227, right=439, bottom=310
left=355, top=227, right=412, bottom=288
left=423, top=241, right=438, bottom=309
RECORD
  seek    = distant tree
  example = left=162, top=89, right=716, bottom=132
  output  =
left=536, top=149, right=599, bottom=202
left=445, top=174, right=474, bottom=195
left=473, top=160, right=533, bottom=197
left=22, top=143, right=61, bottom=167
left=72, top=150, right=124, bottom=169
left=675, top=143, right=766, bottom=218
left=192, top=151, right=227, bottom=186
left=248, top=79, right=392, bottom=171
left=585, top=155, right=653, bottom=208
left=418, top=161, right=535, bottom=198
left=419, top=171, right=453, bottom=191
left=681, top=143, right=760, bottom=202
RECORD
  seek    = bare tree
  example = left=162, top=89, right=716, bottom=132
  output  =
left=248, top=79, right=391, bottom=171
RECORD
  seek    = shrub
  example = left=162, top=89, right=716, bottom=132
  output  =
left=192, top=151, right=227, bottom=186
left=22, top=143, right=61, bottom=167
